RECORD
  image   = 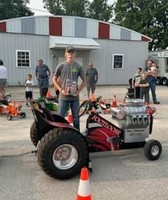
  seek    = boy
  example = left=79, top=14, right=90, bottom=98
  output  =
left=25, top=74, right=33, bottom=106
left=132, top=67, right=142, bottom=98
left=53, top=46, right=86, bottom=130
left=139, top=73, right=150, bottom=104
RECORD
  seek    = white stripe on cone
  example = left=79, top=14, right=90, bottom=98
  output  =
left=77, top=179, right=91, bottom=197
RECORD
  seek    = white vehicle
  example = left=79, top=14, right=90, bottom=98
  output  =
left=148, top=50, right=168, bottom=86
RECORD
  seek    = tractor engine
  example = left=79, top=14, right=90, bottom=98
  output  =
left=111, top=99, right=150, bottom=143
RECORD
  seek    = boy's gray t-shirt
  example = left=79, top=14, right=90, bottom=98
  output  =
left=55, top=61, right=84, bottom=100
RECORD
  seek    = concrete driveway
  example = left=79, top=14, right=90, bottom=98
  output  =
left=0, top=85, right=168, bottom=200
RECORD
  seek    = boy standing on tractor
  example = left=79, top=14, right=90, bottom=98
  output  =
left=53, top=46, right=86, bottom=130
left=25, top=74, right=33, bottom=106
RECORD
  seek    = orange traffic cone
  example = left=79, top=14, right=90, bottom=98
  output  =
left=46, top=89, right=52, bottom=99
left=90, top=94, right=96, bottom=102
left=111, top=95, right=117, bottom=107
left=67, top=113, right=73, bottom=123
left=76, top=167, right=92, bottom=200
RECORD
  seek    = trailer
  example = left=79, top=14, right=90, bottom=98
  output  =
left=148, top=50, right=168, bottom=86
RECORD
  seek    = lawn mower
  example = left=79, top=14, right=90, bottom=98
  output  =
left=30, top=97, right=162, bottom=180
left=0, top=94, right=26, bottom=120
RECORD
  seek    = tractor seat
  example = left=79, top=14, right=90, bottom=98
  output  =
left=40, top=103, right=69, bottom=124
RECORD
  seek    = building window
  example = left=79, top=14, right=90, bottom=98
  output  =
left=16, top=50, right=30, bottom=68
left=112, top=54, right=124, bottom=69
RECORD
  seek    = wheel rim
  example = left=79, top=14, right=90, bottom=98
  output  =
left=151, top=145, right=160, bottom=156
left=52, top=144, right=78, bottom=170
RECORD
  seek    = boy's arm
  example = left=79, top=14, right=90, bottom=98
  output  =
left=52, top=75, right=62, bottom=92
left=77, top=76, right=86, bottom=95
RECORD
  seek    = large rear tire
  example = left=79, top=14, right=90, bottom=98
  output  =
left=37, top=128, right=88, bottom=179
left=30, top=121, right=39, bottom=147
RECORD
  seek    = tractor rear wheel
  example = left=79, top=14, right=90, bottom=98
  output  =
left=37, top=128, right=88, bottom=179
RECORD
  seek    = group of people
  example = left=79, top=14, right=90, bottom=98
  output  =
left=33, top=46, right=98, bottom=130
left=1, top=47, right=160, bottom=131
left=132, top=60, right=160, bottom=105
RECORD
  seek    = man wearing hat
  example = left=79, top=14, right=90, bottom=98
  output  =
left=53, top=46, right=86, bottom=130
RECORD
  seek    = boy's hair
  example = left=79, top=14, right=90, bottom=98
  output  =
left=138, top=67, right=142, bottom=72
left=0, top=60, right=3, bottom=65
left=28, top=74, right=32, bottom=78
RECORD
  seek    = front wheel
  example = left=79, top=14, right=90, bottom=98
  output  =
left=30, top=121, right=39, bottom=147
left=37, top=128, right=88, bottom=179
left=7, top=115, right=12, bottom=120
left=162, top=78, right=168, bottom=86
left=20, top=112, right=26, bottom=118
left=144, top=140, right=162, bottom=160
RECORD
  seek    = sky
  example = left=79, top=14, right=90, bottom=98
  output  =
left=28, top=0, right=116, bottom=15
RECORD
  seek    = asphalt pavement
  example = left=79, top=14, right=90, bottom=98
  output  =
left=0, top=85, right=168, bottom=200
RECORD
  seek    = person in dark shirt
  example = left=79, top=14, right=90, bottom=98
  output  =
left=35, top=59, right=50, bottom=97
left=86, top=62, right=98, bottom=99
left=144, top=60, right=160, bottom=104
left=140, top=73, right=150, bottom=104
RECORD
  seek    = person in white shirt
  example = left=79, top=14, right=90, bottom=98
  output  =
left=0, top=60, right=8, bottom=95
left=25, top=74, right=33, bottom=106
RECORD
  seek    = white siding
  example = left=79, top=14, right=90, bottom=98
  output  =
left=62, top=17, right=75, bottom=37
left=86, top=20, right=98, bottom=38
left=131, top=31, right=141, bottom=41
left=90, top=39, right=148, bottom=85
left=35, top=16, right=49, bottom=35
left=0, top=33, right=50, bottom=85
left=6, top=19, right=21, bottom=33
left=110, top=25, right=120, bottom=40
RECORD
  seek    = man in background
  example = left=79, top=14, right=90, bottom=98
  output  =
left=35, top=59, right=50, bottom=97
left=86, top=62, right=98, bottom=99
left=144, top=60, right=160, bottom=104
left=0, top=60, right=8, bottom=96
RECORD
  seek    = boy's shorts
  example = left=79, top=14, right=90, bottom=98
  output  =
left=25, top=91, right=33, bottom=99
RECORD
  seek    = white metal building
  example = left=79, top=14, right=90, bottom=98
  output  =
left=0, top=15, right=151, bottom=85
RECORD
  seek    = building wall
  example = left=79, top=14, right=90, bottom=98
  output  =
left=0, top=15, right=151, bottom=42
left=0, top=32, right=148, bottom=86
left=0, top=33, right=50, bottom=85
left=90, top=39, right=148, bottom=85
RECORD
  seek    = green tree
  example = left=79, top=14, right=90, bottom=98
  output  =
left=43, top=0, right=113, bottom=21
left=0, top=0, right=33, bottom=20
left=88, top=0, right=113, bottom=21
left=114, top=0, right=168, bottom=50
left=43, top=0, right=90, bottom=17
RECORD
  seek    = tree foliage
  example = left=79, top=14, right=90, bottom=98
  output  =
left=43, top=0, right=90, bottom=17
left=88, top=0, right=113, bottom=21
left=0, top=0, right=33, bottom=20
left=43, top=0, right=113, bottom=21
left=114, top=0, right=168, bottom=50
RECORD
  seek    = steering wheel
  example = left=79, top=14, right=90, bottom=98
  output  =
left=78, top=100, right=92, bottom=117
left=78, top=99, right=103, bottom=117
